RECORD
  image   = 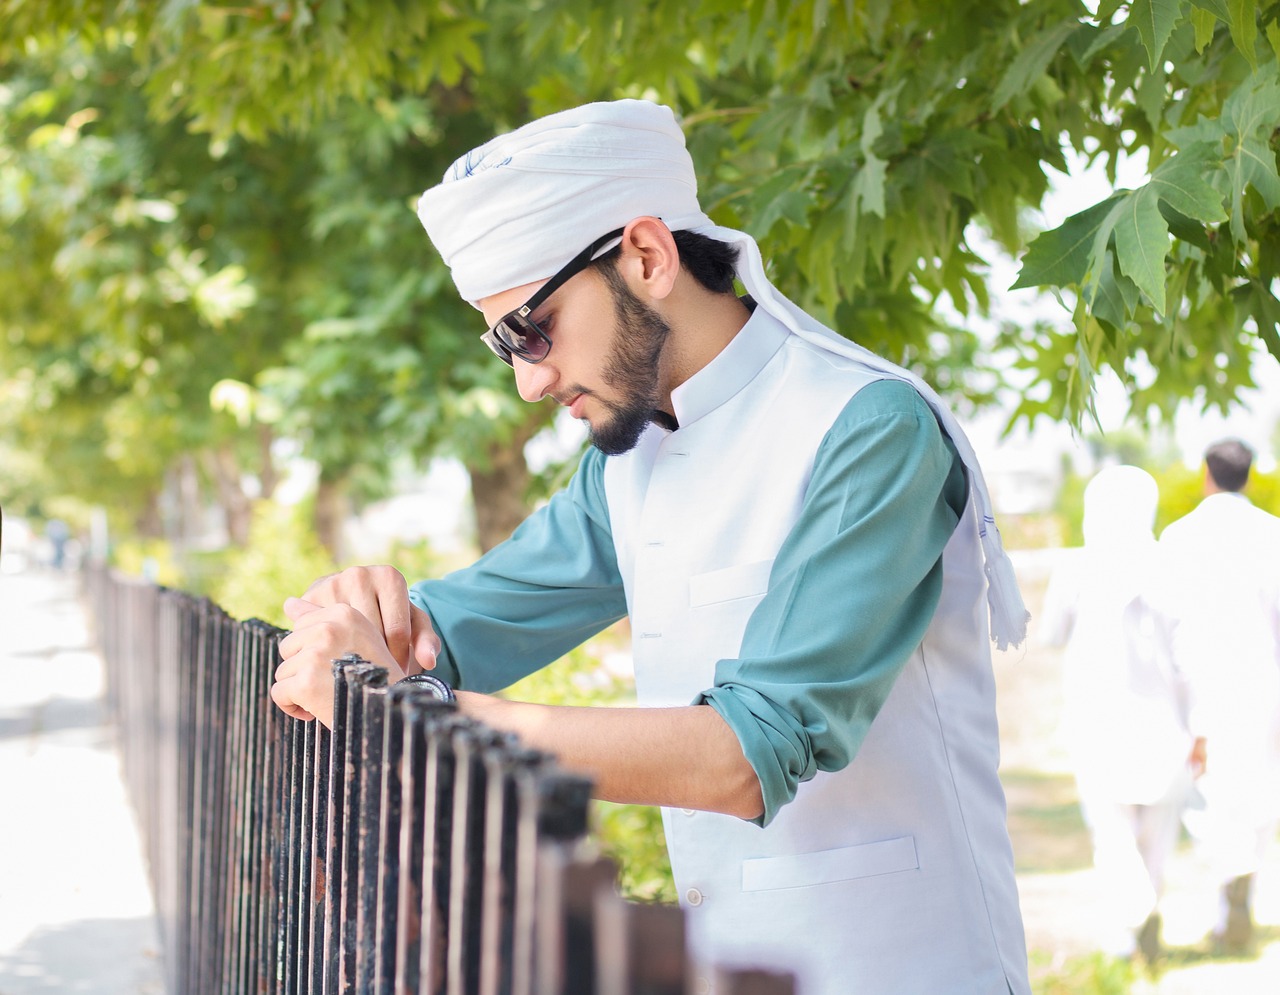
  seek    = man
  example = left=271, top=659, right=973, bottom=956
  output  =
left=1156, top=438, right=1280, bottom=953
left=1039, top=465, right=1200, bottom=961
left=272, top=100, right=1030, bottom=994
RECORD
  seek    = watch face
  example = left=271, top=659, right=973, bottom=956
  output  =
left=401, top=673, right=456, bottom=704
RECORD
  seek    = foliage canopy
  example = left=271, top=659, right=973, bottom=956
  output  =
left=2, top=0, right=1279, bottom=547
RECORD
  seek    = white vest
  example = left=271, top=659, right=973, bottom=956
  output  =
left=604, top=317, right=1029, bottom=995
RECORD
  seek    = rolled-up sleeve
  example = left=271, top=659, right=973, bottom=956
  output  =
left=410, top=446, right=628, bottom=692
left=698, top=380, right=967, bottom=826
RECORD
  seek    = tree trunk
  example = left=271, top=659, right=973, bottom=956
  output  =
left=313, top=471, right=349, bottom=561
left=136, top=489, right=164, bottom=540
left=202, top=444, right=253, bottom=547
left=466, top=418, right=543, bottom=553
left=257, top=424, right=280, bottom=501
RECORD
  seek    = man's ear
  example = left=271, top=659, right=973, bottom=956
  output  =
left=619, top=216, right=679, bottom=301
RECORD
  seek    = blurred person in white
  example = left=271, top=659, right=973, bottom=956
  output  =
left=1155, top=438, right=1280, bottom=953
left=1040, top=464, right=1200, bottom=962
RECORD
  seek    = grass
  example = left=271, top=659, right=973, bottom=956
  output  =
left=1001, top=768, right=1093, bottom=874
left=1029, top=950, right=1136, bottom=994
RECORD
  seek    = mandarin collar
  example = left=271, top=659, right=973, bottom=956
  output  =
left=668, top=304, right=789, bottom=429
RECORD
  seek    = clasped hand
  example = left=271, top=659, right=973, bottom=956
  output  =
left=270, top=565, right=442, bottom=727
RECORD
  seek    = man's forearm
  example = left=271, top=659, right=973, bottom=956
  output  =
left=457, top=694, right=764, bottom=820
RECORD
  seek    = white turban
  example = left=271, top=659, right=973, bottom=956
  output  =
left=417, top=99, right=711, bottom=303
left=1083, top=465, right=1159, bottom=548
left=416, top=99, right=1029, bottom=649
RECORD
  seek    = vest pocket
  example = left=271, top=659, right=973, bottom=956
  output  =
left=740, top=835, right=919, bottom=893
left=689, top=559, right=773, bottom=608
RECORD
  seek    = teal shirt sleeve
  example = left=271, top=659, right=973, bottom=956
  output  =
left=698, top=379, right=968, bottom=826
left=409, top=445, right=627, bottom=692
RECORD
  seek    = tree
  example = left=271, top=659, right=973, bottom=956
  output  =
left=0, top=44, right=409, bottom=547
left=4, top=0, right=1280, bottom=554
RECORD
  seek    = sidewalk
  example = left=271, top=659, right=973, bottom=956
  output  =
left=0, top=568, right=163, bottom=995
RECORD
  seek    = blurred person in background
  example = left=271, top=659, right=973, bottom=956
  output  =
left=1155, top=438, right=1280, bottom=953
left=44, top=517, right=69, bottom=571
left=1040, top=464, right=1200, bottom=962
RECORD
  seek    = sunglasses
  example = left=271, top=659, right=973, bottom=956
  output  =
left=481, top=228, right=625, bottom=367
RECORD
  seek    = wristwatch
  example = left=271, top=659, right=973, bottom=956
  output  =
left=395, top=672, right=457, bottom=704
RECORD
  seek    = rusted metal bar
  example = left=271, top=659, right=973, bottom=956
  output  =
left=306, top=717, right=331, bottom=994
left=354, top=664, right=388, bottom=995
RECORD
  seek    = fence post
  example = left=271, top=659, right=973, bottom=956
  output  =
left=594, top=896, right=688, bottom=995
left=715, top=969, right=796, bottom=995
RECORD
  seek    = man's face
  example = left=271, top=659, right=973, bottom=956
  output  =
left=478, top=262, right=671, bottom=456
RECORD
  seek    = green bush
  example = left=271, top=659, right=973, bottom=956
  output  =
left=112, top=537, right=185, bottom=587
left=593, top=801, right=676, bottom=905
left=210, top=500, right=336, bottom=627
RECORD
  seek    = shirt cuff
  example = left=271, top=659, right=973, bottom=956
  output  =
left=699, top=682, right=818, bottom=827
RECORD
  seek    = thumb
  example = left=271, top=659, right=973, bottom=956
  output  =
left=408, top=604, right=441, bottom=675
left=283, top=596, right=324, bottom=624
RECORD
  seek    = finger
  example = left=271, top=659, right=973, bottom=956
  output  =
left=371, top=566, right=412, bottom=669
left=271, top=660, right=336, bottom=727
left=284, top=596, right=324, bottom=623
left=303, top=567, right=385, bottom=632
left=409, top=605, right=441, bottom=674
left=270, top=678, right=317, bottom=722
left=299, top=566, right=411, bottom=669
left=275, top=651, right=302, bottom=681
left=300, top=570, right=338, bottom=601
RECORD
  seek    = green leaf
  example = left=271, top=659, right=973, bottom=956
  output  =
left=1165, top=114, right=1226, bottom=149
left=852, top=103, right=887, bottom=219
left=1011, top=194, right=1124, bottom=290
left=1225, top=133, right=1280, bottom=242
left=1089, top=250, right=1139, bottom=329
left=1148, top=142, right=1228, bottom=223
left=1191, top=8, right=1218, bottom=52
left=1244, top=280, right=1280, bottom=360
left=1158, top=200, right=1213, bottom=249
left=1227, top=0, right=1259, bottom=68
left=1268, top=20, right=1280, bottom=62
left=1188, top=0, right=1231, bottom=20
left=1222, top=66, right=1280, bottom=143
left=1136, top=62, right=1168, bottom=132
left=1129, top=0, right=1184, bottom=70
left=1066, top=23, right=1128, bottom=68
left=756, top=188, right=812, bottom=236
left=1113, top=186, right=1170, bottom=313
left=991, top=18, right=1081, bottom=110
left=1238, top=136, right=1280, bottom=211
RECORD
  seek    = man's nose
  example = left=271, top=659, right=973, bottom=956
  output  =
left=513, top=357, right=558, bottom=403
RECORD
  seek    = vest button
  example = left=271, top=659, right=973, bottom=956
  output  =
left=694, top=977, right=711, bottom=995
left=685, top=888, right=703, bottom=906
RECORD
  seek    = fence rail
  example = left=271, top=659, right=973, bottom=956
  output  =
left=88, top=570, right=793, bottom=995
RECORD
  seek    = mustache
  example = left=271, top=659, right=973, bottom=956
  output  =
left=550, top=386, right=593, bottom=406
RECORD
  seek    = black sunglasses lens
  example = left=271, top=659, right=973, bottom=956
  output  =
left=482, top=330, right=515, bottom=366
left=496, top=315, right=549, bottom=362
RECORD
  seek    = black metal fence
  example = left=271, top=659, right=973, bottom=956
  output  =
left=89, top=570, right=793, bottom=995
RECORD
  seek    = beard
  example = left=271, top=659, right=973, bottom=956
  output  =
left=582, top=265, right=672, bottom=456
